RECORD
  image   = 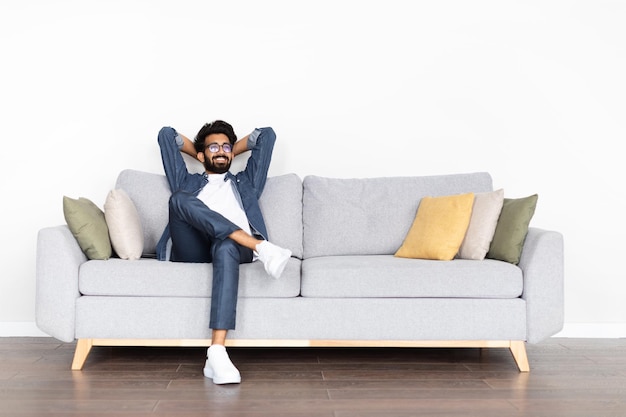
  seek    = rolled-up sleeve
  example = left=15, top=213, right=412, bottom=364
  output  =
left=247, top=128, right=261, bottom=150
left=175, top=133, right=184, bottom=149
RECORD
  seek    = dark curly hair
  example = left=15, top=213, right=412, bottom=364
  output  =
left=194, top=120, right=237, bottom=153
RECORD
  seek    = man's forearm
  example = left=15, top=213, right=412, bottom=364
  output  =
left=233, top=135, right=250, bottom=157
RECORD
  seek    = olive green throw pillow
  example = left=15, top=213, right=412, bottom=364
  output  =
left=63, top=196, right=112, bottom=260
left=486, top=194, right=538, bottom=265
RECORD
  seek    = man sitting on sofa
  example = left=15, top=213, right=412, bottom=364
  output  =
left=156, top=121, right=291, bottom=384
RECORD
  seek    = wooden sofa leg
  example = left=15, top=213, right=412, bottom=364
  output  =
left=509, top=341, right=530, bottom=372
left=71, top=339, right=93, bottom=370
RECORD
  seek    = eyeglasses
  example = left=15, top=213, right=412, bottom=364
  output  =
left=205, top=143, right=232, bottom=153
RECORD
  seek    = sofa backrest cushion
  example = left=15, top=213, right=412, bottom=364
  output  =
left=302, top=172, right=493, bottom=258
left=116, top=170, right=169, bottom=257
left=258, top=173, right=304, bottom=259
left=116, top=169, right=304, bottom=259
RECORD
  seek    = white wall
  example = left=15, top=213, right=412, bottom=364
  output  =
left=1, top=0, right=625, bottom=337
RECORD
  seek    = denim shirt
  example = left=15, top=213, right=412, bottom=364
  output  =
left=155, top=126, right=276, bottom=261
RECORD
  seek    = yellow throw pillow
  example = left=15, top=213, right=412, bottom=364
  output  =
left=395, top=192, right=475, bottom=260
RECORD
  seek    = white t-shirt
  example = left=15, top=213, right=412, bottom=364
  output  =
left=196, top=173, right=253, bottom=237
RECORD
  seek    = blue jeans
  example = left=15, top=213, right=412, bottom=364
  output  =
left=168, top=190, right=254, bottom=330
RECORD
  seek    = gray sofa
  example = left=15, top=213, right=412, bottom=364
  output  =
left=36, top=169, right=564, bottom=372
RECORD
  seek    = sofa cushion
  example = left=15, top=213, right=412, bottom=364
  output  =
left=257, top=173, right=304, bottom=259
left=301, top=255, right=523, bottom=299
left=115, top=170, right=170, bottom=257
left=394, top=192, right=474, bottom=260
left=302, top=172, right=493, bottom=258
left=79, top=258, right=301, bottom=298
left=115, top=170, right=304, bottom=259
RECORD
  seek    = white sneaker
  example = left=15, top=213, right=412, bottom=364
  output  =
left=256, top=241, right=292, bottom=279
left=203, top=345, right=241, bottom=384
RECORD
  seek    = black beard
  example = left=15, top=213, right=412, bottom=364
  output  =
left=203, top=156, right=231, bottom=174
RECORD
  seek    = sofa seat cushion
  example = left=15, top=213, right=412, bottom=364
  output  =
left=301, top=255, right=522, bottom=298
left=79, top=258, right=301, bottom=298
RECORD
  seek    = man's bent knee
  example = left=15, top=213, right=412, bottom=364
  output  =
left=169, top=190, right=194, bottom=212
left=212, top=239, right=241, bottom=263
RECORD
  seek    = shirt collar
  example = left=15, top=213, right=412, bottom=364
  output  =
left=206, top=172, right=228, bottom=184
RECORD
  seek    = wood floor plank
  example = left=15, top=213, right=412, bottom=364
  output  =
left=0, top=399, right=158, bottom=414
left=154, top=398, right=518, bottom=414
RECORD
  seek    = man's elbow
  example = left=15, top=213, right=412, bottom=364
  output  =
left=158, top=126, right=176, bottom=144
left=260, top=127, right=276, bottom=143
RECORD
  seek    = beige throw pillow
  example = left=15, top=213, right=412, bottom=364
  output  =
left=104, top=189, right=144, bottom=260
left=457, top=189, right=504, bottom=260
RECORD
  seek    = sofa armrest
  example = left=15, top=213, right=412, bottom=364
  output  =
left=36, top=225, right=86, bottom=342
left=518, top=227, right=565, bottom=344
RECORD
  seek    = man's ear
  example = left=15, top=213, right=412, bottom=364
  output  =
left=197, top=152, right=205, bottom=162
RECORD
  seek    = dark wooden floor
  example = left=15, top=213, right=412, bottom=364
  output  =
left=1, top=338, right=626, bottom=416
